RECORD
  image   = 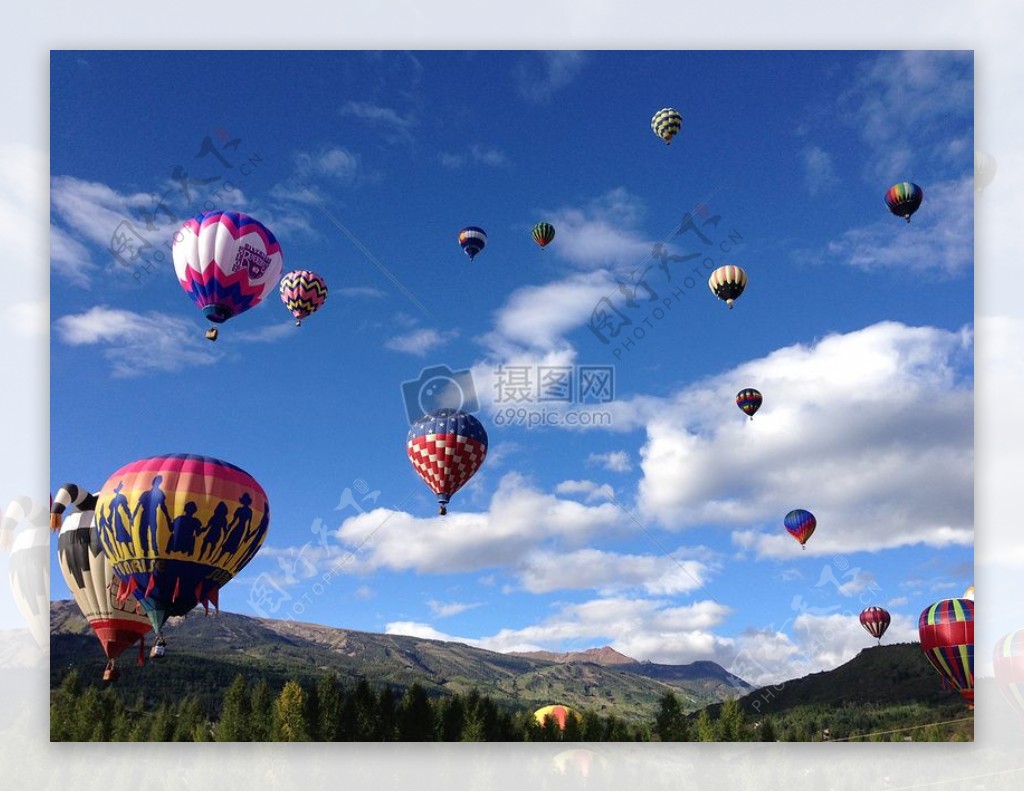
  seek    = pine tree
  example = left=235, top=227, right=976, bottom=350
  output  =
left=174, top=695, right=205, bottom=742
left=249, top=678, right=273, bottom=742
left=696, top=709, right=717, bottom=742
left=316, top=673, right=343, bottom=741
left=654, top=692, right=689, bottom=741
left=759, top=717, right=777, bottom=742
left=718, top=699, right=746, bottom=741
left=148, top=703, right=175, bottom=741
left=273, top=680, right=311, bottom=741
left=435, top=694, right=465, bottom=741
left=216, top=674, right=251, bottom=741
left=50, top=671, right=82, bottom=741
left=398, top=683, right=434, bottom=741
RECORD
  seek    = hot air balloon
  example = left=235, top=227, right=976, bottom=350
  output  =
left=532, top=222, right=556, bottom=248
left=919, top=598, right=974, bottom=705
left=279, top=269, right=328, bottom=327
left=534, top=704, right=580, bottom=731
left=4, top=497, right=49, bottom=651
left=651, top=108, right=683, bottom=145
left=975, top=151, right=996, bottom=194
left=93, top=454, right=270, bottom=653
left=859, top=606, right=891, bottom=644
left=407, top=408, right=488, bottom=515
left=736, top=388, right=762, bottom=420
left=784, top=509, right=816, bottom=548
left=963, top=585, right=974, bottom=601
left=708, top=265, right=747, bottom=309
left=885, top=182, right=923, bottom=223
left=994, top=629, right=1024, bottom=720
left=172, top=210, right=284, bottom=341
left=52, top=484, right=152, bottom=680
left=458, top=226, right=487, bottom=261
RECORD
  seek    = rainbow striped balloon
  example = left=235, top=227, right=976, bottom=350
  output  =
left=279, top=269, right=328, bottom=326
left=919, top=598, right=974, bottom=704
left=94, top=454, right=270, bottom=634
left=784, top=508, right=816, bottom=548
left=885, top=182, right=923, bottom=223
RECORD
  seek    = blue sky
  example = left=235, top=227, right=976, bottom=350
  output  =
left=48, top=50, right=974, bottom=685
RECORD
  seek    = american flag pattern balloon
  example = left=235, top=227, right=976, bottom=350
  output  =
left=859, top=606, right=891, bottom=642
left=172, top=210, right=283, bottom=326
left=919, top=597, right=974, bottom=704
left=279, top=269, right=328, bottom=326
left=407, top=408, right=488, bottom=515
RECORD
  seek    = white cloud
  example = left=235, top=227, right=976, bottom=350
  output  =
left=637, top=321, right=973, bottom=556
left=824, top=175, right=973, bottom=276
left=586, top=451, right=633, bottom=473
left=546, top=188, right=653, bottom=271
left=439, top=144, right=508, bottom=169
left=801, top=145, right=837, bottom=196
left=385, top=327, right=459, bottom=356
left=842, top=51, right=973, bottom=179
left=517, top=546, right=715, bottom=597
left=336, top=286, right=386, bottom=299
left=333, top=473, right=625, bottom=576
left=427, top=599, right=481, bottom=618
left=295, top=146, right=360, bottom=181
left=55, top=306, right=221, bottom=377
left=341, top=101, right=415, bottom=143
left=554, top=479, right=614, bottom=502
left=516, top=52, right=588, bottom=103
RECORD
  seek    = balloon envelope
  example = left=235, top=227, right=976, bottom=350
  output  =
left=8, top=521, right=49, bottom=650
left=459, top=227, right=487, bottom=261
left=55, top=488, right=152, bottom=665
left=94, top=454, right=270, bottom=634
left=784, top=509, right=816, bottom=546
left=279, top=269, right=328, bottom=324
left=885, top=182, right=923, bottom=222
left=994, top=629, right=1024, bottom=718
left=919, top=598, right=974, bottom=703
left=736, top=388, right=762, bottom=419
left=172, top=210, right=283, bottom=327
left=532, top=222, right=555, bottom=248
left=407, top=409, right=488, bottom=515
left=534, top=704, right=579, bottom=730
left=859, top=606, right=891, bottom=641
left=651, top=108, right=682, bottom=144
left=708, top=265, right=747, bottom=308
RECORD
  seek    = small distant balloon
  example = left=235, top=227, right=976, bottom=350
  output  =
left=994, top=629, right=1024, bottom=720
left=885, top=182, right=923, bottom=223
left=975, top=151, right=997, bottom=193
left=784, top=509, right=816, bottom=548
left=532, top=222, right=556, bottom=248
left=708, top=265, right=747, bottom=309
left=279, top=269, right=328, bottom=327
left=963, top=585, right=974, bottom=601
left=459, top=227, right=487, bottom=261
left=736, top=388, right=762, bottom=420
left=859, top=606, right=891, bottom=644
left=651, top=108, right=683, bottom=145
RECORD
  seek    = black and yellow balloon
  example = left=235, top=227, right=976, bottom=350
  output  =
left=651, top=108, right=683, bottom=145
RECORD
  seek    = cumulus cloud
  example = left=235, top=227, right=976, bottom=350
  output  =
left=385, top=327, right=459, bottom=356
left=824, top=175, right=973, bottom=276
left=554, top=479, right=614, bottom=502
left=55, top=306, right=221, bottom=377
left=801, top=145, right=837, bottom=196
left=427, top=599, right=481, bottom=618
left=333, top=473, right=625, bottom=576
left=586, top=451, right=633, bottom=473
left=515, top=51, right=588, bottom=103
left=636, top=321, right=973, bottom=556
left=439, top=145, right=508, bottom=169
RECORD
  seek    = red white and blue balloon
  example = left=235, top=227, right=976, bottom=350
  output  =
left=407, top=409, right=488, bottom=515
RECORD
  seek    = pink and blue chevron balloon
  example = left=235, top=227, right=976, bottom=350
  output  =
left=172, top=210, right=284, bottom=340
left=279, top=269, right=328, bottom=326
